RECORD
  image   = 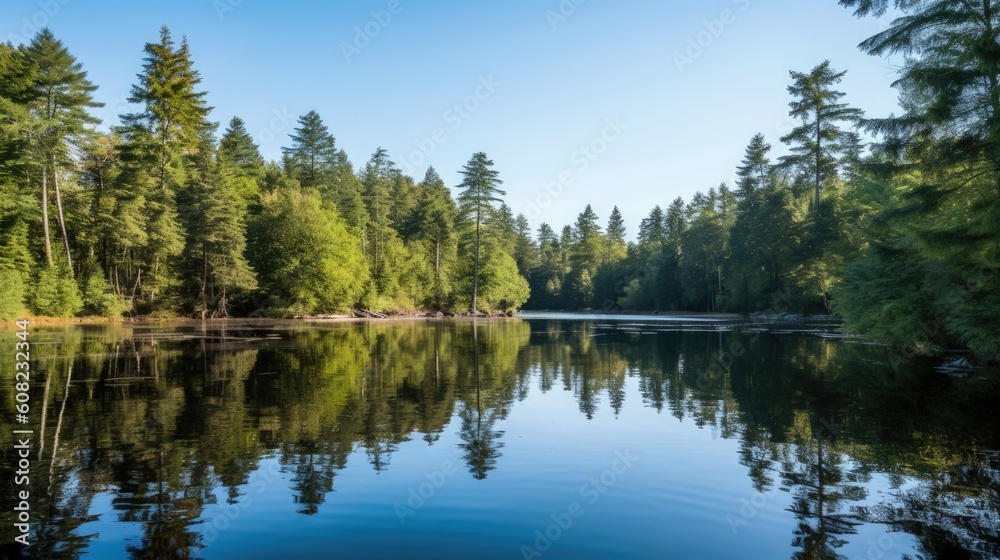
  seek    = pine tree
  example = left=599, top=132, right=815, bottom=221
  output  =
left=638, top=205, right=666, bottom=247
left=664, top=198, right=687, bottom=254
left=838, top=0, right=1000, bottom=356
left=116, top=26, right=213, bottom=310
left=779, top=61, right=863, bottom=210
left=189, top=152, right=257, bottom=317
left=487, top=202, right=517, bottom=256
left=0, top=44, right=36, bottom=316
left=571, top=205, right=602, bottom=268
left=219, top=117, right=263, bottom=178
left=735, top=134, right=772, bottom=207
left=408, top=167, right=457, bottom=308
left=281, top=110, right=342, bottom=188
left=456, top=152, right=505, bottom=313
left=679, top=189, right=728, bottom=311
left=605, top=206, right=627, bottom=264
left=513, top=213, right=538, bottom=277
left=528, top=222, right=562, bottom=309
left=23, top=28, right=103, bottom=271
left=360, top=147, right=397, bottom=288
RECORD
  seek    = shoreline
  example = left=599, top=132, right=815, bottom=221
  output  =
left=0, top=309, right=835, bottom=330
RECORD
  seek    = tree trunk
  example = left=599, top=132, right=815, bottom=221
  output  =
left=51, top=156, right=73, bottom=271
left=41, top=167, right=53, bottom=266
left=814, top=109, right=822, bottom=212
left=435, top=237, right=442, bottom=309
left=201, top=248, right=209, bottom=319
left=472, top=214, right=480, bottom=314
left=983, top=1, right=1000, bottom=194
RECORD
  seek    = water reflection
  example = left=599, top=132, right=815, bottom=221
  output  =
left=0, top=319, right=997, bottom=559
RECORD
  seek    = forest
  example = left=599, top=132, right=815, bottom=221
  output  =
left=0, top=0, right=998, bottom=359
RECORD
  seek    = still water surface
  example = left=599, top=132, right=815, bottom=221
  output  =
left=1, top=316, right=998, bottom=559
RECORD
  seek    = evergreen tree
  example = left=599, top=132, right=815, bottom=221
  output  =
left=456, top=152, right=506, bottom=313
left=638, top=205, right=666, bottom=247
left=282, top=110, right=342, bottom=188
left=408, top=167, right=457, bottom=308
left=679, top=188, right=728, bottom=311
left=360, top=147, right=397, bottom=290
left=219, top=117, right=264, bottom=187
left=565, top=204, right=602, bottom=307
left=664, top=197, right=687, bottom=253
left=487, top=202, right=517, bottom=256
left=778, top=61, right=863, bottom=210
left=116, top=26, right=212, bottom=310
left=734, top=134, right=773, bottom=205
left=527, top=222, right=562, bottom=309
left=188, top=153, right=257, bottom=317
left=726, top=135, right=798, bottom=311
left=23, top=28, right=103, bottom=271
left=837, top=0, right=1000, bottom=356
left=605, top=206, right=627, bottom=264
left=513, top=213, right=538, bottom=277
left=0, top=44, right=36, bottom=316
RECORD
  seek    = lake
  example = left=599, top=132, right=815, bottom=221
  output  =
left=1, top=316, right=998, bottom=559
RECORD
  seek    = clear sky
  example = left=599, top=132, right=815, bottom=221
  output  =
left=2, top=0, right=901, bottom=237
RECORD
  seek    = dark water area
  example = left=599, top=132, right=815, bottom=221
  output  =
left=0, top=317, right=998, bottom=559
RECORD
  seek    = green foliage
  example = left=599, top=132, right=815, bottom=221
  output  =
left=725, top=135, right=799, bottom=312
left=833, top=0, right=1000, bottom=358
left=114, top=26, right=212, bottom=311
left=0, top=268, right=26, bottom=319
left=249, top=186, right=368, bottom=315
left=188, top=155, right=257, bottom=316
left=82, top=272, right=130, bottom=316
left=456, top=152, right=508, bottom=313
left=0, top=20, right=995, bottom=360
left=471, top=250, right=530, bottom=313
left=778, top=60, right=863, bottom=207
left=282, top=110, right=348, bottom=189
left=33, top=264, right=82, bottom=317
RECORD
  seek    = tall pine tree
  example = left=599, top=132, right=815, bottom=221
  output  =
left=456, top=152, right=505, bottom=313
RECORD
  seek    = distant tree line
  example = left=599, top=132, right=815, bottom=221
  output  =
left=0, top=0, right=998, bottom=358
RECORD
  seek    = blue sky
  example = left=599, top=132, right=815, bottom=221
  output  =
left=2, top=0, right=901, bottom=236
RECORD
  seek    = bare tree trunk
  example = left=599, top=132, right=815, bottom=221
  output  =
left=41, top=167, right=53, bottom=266
left=51, top=156, right=73, bottom=271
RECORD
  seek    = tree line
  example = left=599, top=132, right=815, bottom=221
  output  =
left=0, top=0, right=998, bottom=358
left=0, top=26, right=529, bottom=319
left=522, top=0, right=1000, bottom=359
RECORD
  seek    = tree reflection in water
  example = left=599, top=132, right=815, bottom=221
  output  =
left=0, top=320, right=997, bottom=559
